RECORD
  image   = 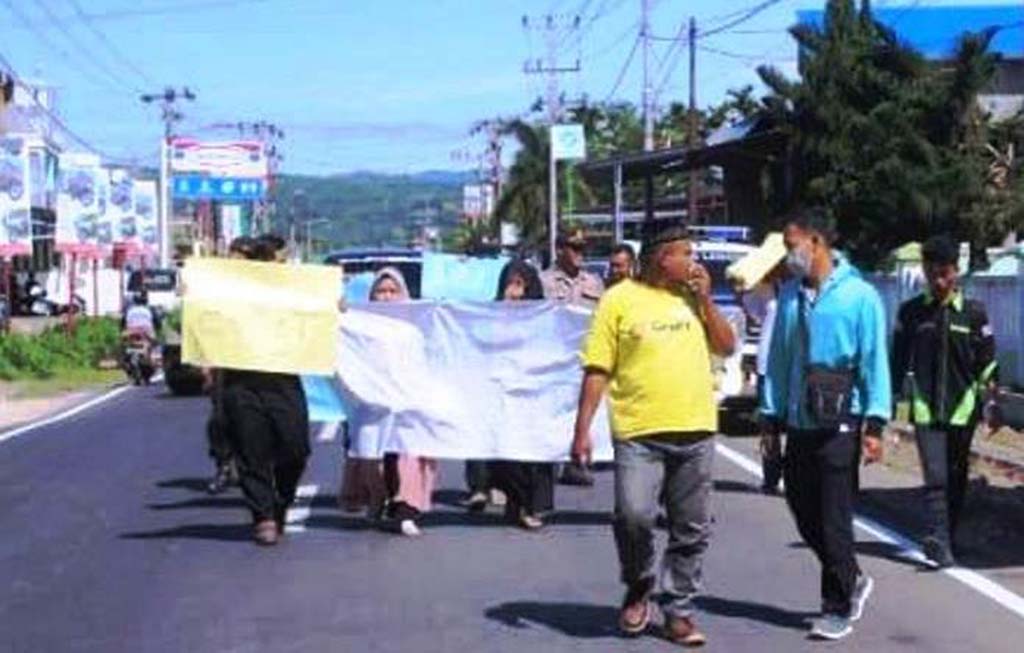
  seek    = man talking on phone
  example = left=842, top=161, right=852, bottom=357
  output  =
left=572, top=222, right=736, bottom=646
left=761, top=208, right=891, bottom=641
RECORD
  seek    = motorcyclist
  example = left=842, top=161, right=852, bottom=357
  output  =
left=121, top=290, right=161, bottom=341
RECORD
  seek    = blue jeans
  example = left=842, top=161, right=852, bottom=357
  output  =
left=613, top=434, right=714, bottom=619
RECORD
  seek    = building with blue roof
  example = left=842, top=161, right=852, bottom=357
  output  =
left=798, top=3, right=1024, bottom=117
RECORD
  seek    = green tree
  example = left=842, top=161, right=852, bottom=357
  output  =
left=757, top=0, right=1011, bottom=267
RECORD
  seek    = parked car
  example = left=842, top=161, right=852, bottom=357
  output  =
left=324, top=248, right=424, bottom=299
left=162, top=338, right=205, bottom=396
left=126, top=268, right=180, bottom=313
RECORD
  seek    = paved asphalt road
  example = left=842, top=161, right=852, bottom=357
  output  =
left=2, top=385, right=1023, bottom=652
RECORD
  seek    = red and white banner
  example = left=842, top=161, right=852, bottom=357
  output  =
left=169, top=138, right=267, bottom=178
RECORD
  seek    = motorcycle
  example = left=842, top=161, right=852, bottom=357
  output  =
left=16, top=282, right=86, bottom=317
left=121, top=329, right=159, bottom=386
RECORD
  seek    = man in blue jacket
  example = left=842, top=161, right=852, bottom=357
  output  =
left=761, top=209, right=890, bottom=641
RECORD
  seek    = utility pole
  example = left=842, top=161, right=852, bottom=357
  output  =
left=641, top=0, right=654, bottom=152
left=523, top=13, right=581, bottom=265
left=687, top=16, right=700, bottom=224
left=140, top=87, right=195, bottom=268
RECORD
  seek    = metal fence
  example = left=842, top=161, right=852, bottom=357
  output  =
left=871, top=272, right=1024, bottom=388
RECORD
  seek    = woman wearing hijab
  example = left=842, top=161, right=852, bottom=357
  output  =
left=342, top=267, right=438, bottom=537
left=489, top=260, right=556, bottom=530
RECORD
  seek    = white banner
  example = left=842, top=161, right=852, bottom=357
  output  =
left=108, top=168, right=138, bottom=248
left=90, top=171, right=112, bottom=255
left=56, top=152, right=102, bottom=254
left=336, top=301, right=613, bottom=462
left=169, top=138, right=267, bottom=178
left=0, top=136, right=31, bottom=256
left=134, top=180, right=158, bottom=254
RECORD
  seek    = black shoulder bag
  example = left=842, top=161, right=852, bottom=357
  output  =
left=799, top=291, right=856, bottom=429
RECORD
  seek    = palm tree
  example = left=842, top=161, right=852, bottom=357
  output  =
left=494, top=118, right=595, bottom=250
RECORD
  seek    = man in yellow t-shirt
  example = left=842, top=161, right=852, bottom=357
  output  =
left=572, top=223, right=736, bottom=646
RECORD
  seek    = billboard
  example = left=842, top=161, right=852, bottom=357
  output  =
left=56, top=152, right=104, bottom=255
left=93, top=170, right=113, bottom=255
left=169, top=138, right=267, bottom=178
left=134, top=180, right=158, bottom=254
left=172, top=175, right=265, bottom=200
left=108, top=168, right=139, bottom=249
left=0, top=136, right=31, bottom=257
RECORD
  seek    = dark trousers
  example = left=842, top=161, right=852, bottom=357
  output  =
left=491, top=462, right=555, bottom=515
left=206, top=379, right=234, bottom=466
left=465, top=461, right=491, bottom=494
left=223, top=377, right=310, bottom=523
left=915, top=425, right=975, bottom=547
left=784, top=428, right=861, bottom=616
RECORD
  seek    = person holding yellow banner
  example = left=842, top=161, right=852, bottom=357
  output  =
left=219, top=236, right=312, bottom=547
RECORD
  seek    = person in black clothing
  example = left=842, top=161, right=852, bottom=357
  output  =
left=204, top=237, right=261, bottom=495
left=220, top=234, right=311, bottom=546
left=487, top=260, right=556, bottom=530
left=892, top=235, right=998, bottom=568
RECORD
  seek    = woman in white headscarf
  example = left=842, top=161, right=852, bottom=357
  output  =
left=339, top=267, right=439, bottom=537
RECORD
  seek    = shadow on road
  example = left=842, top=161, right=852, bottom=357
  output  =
left=695, top=595, right=815, bottom=631
left=858, top=482, right=1024, bottom=570
left=155, top=477, right=211, bottom=493
left=119, top=523, right=252, bottom=542
left=484, top=601, right=620, bottom=639
left=713, top=479, right=766, bottom=495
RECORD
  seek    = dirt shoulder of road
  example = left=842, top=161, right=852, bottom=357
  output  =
left=860, top=423, right=1024, bottom=571
left=0, top=369, right=124, bottom=432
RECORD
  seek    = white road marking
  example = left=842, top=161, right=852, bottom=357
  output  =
left=316, top=421, right=341, bottom=442
left=715, top=441, right=1024, bottom=621
left=284, top=484, right=319, bottom=534
left=0, top=373, right=165, bottom=445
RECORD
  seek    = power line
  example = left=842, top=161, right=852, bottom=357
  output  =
left=66, top=0, right=157, bottom=88
left=1, top=0, right=125, bottom=94
left=698, top=0, right=787, bottom=40
left=29, top=0, right=142, bottom=93
left=0, top=51, right=136, bottom=163
left=604, top=35, right=640, bottom=102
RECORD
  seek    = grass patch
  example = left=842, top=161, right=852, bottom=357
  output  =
left=0, top=368, right=124, bottom=400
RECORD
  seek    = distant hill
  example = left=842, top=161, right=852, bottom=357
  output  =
left=272, top=170, right=475, bottom=250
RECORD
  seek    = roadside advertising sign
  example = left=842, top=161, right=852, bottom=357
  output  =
left=108, top=168, right=139, bottom=250
left=56, top=152, right=103, bottom=255
left=169, top=139, right=267, bottom=178
left=0, top=136, right=32, bottom=257
left=134, top=180, right=158, bottom=254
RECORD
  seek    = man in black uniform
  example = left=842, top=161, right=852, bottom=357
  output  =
left=221, top=235, right=311, bottom=546
left=892, top=235, right=998, bottom=568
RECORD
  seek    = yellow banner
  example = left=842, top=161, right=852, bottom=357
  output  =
left=181, top=258, right=341, bottom=375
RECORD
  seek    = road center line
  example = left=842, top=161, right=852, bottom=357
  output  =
left=715, top=441, right=1024, bottom=621
left=284, top=484, right=319, bottom=534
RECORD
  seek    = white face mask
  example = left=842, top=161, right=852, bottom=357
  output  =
left=786, top=245, right=814, bottom=279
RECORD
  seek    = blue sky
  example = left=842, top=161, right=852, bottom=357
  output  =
left=1, top=0, right=1017, bottom=175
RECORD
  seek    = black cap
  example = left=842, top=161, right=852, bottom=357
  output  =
left=641, top=220, right=691, bottom=252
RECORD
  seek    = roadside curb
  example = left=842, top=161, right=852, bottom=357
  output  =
left=0, top=381, right=131, bottom=443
